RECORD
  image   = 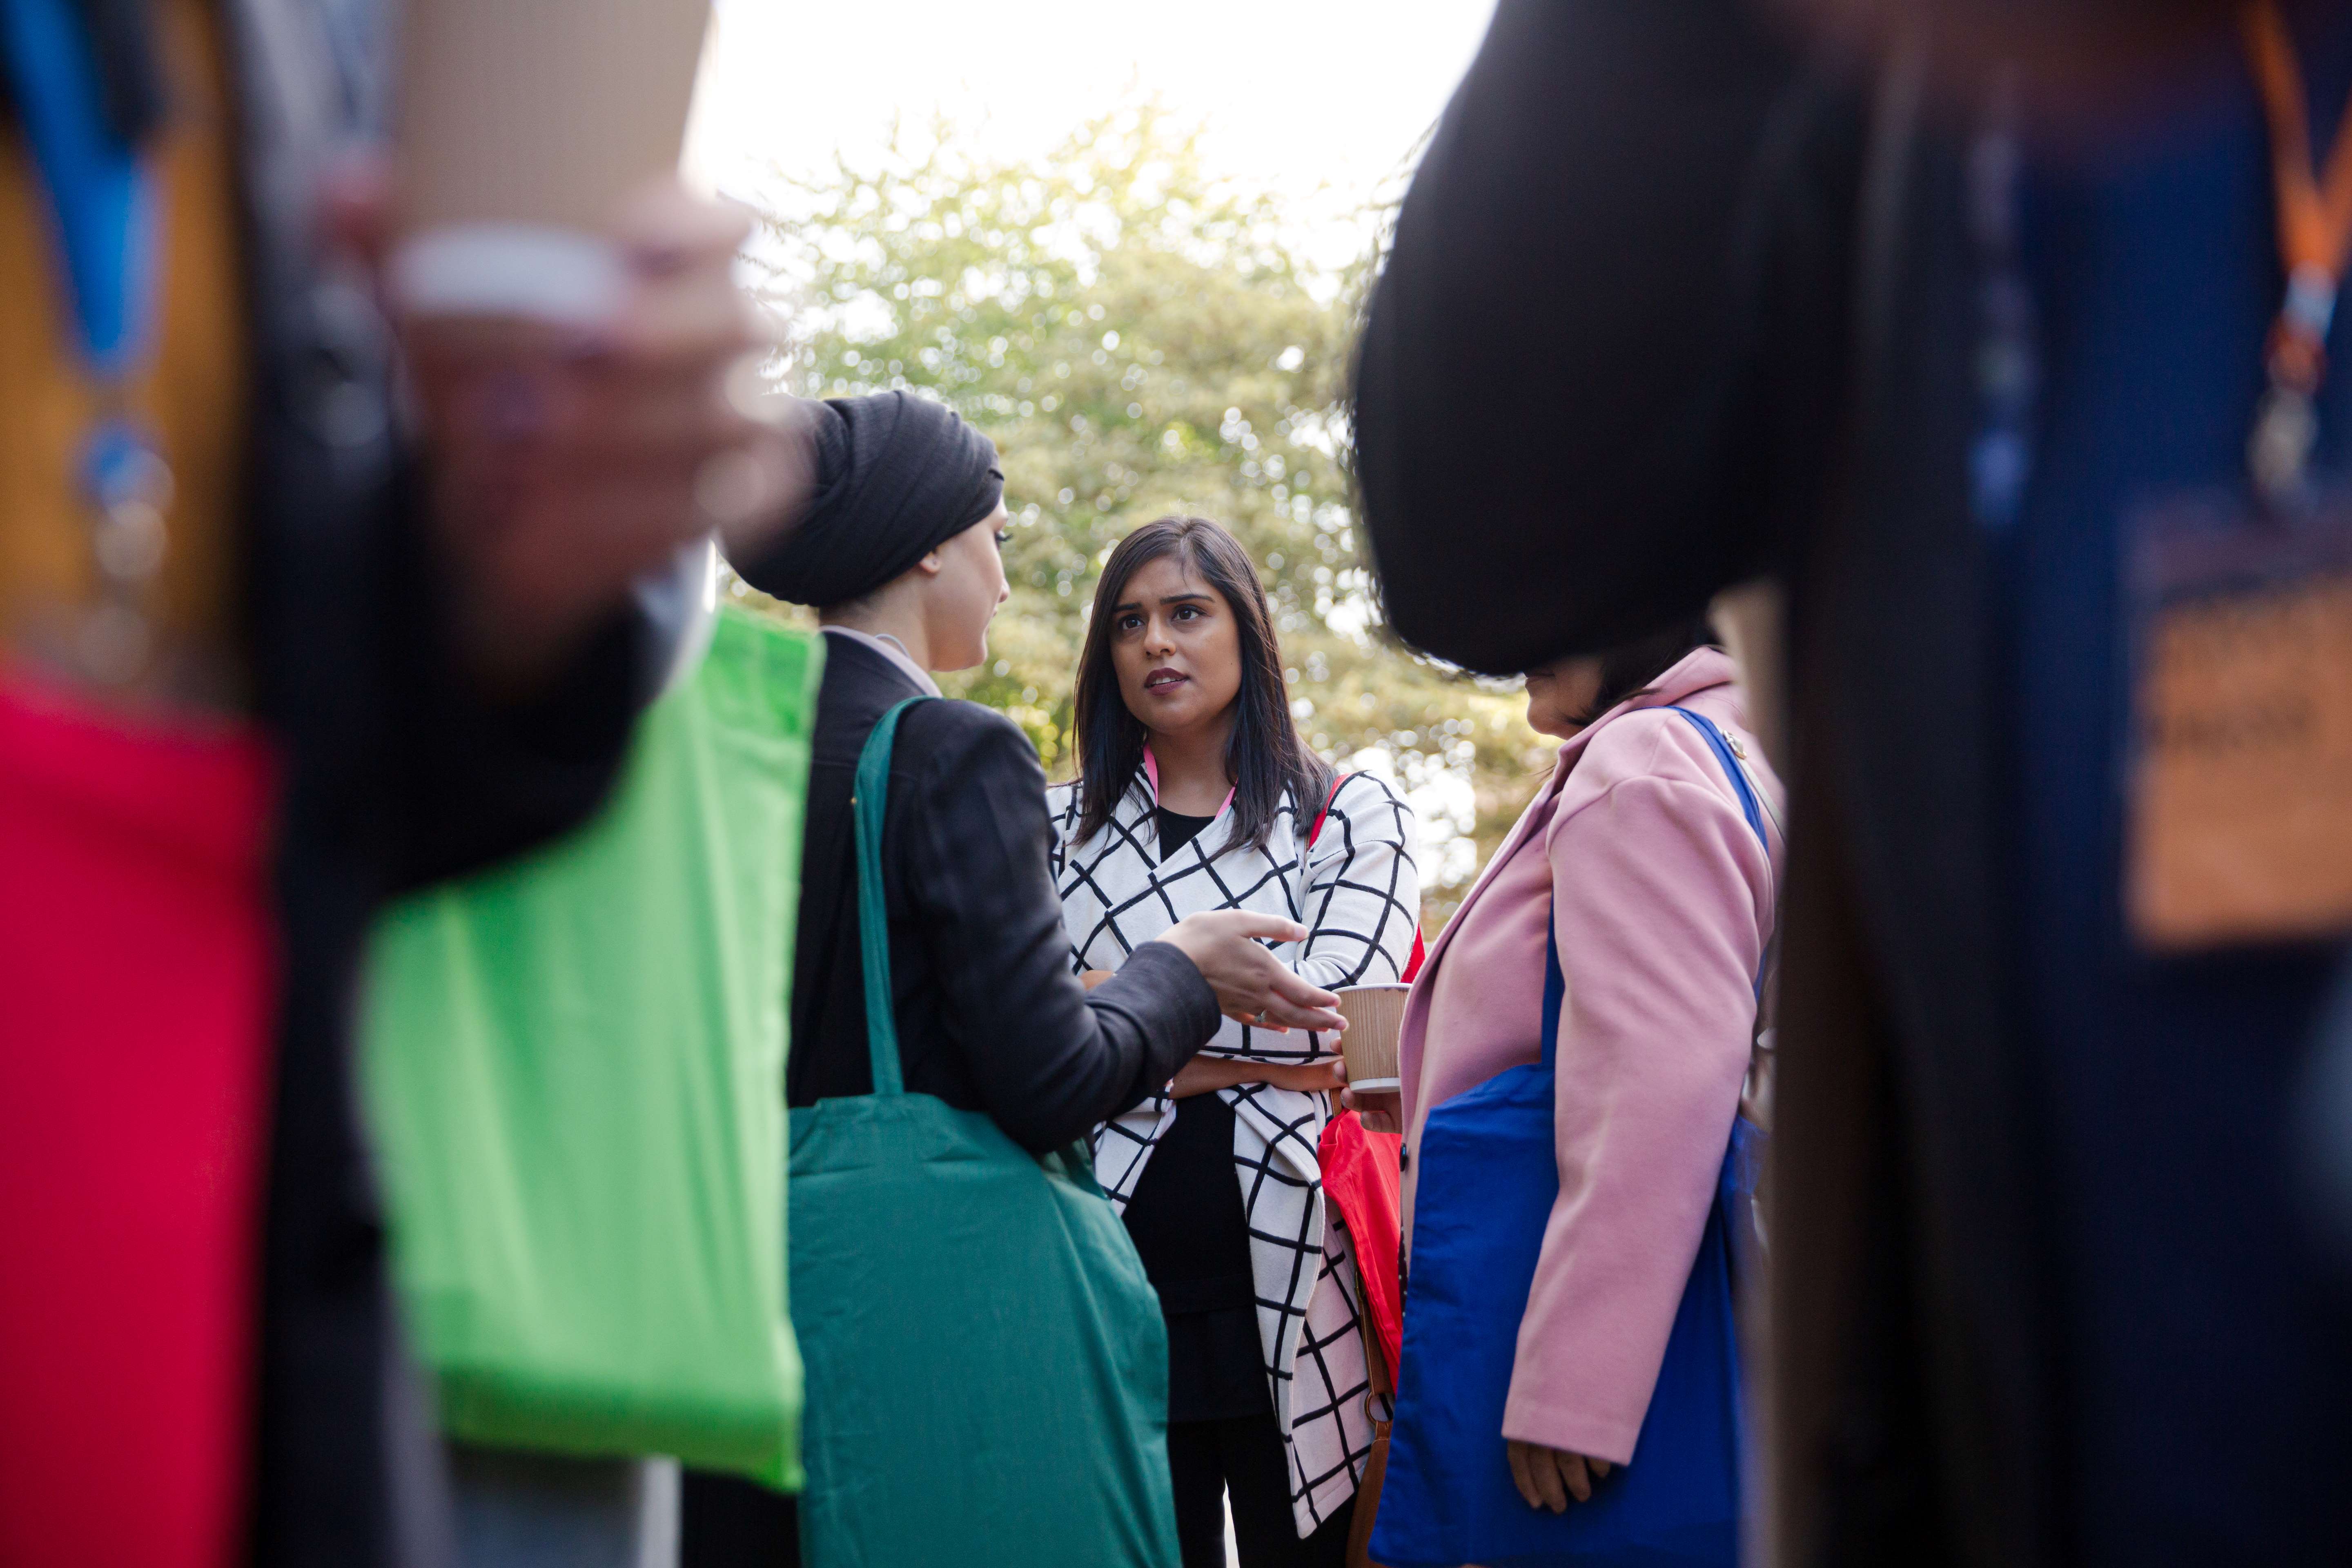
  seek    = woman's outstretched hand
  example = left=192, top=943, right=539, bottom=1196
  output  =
left=1151, top=911, right=1347, bottom=1035
left=1507, top=1439, right=1612, bottom=1513
left=1172, top=1056, right=1345, bottom=1099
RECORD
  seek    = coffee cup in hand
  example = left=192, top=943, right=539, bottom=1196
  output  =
left=1336, top=984, right=1409, bottom=1096
left=393, top=0, right=711, bottom=323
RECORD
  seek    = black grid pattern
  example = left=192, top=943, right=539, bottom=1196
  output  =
left=1050, top=771, right=1420, bottom=1536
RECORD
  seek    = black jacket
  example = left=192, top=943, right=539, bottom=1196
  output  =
left=787, top=633, right=1219, bottom=1150
left=1355, top=4, right=2039, bottom=1566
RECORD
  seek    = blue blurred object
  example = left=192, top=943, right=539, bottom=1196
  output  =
left=0, top=0, right=159, bottom=376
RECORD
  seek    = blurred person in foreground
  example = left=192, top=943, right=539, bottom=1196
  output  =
left=1354, top=1, right=2352, bottom=1564
left=682, top=394, right=1345, bottom=1568
left=0, top=2, right=802, bottom=1566
left=1051, top=515, right=1422, bottom=1565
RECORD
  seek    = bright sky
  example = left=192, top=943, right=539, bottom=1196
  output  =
left=685, top=0, right=1498, bottom=258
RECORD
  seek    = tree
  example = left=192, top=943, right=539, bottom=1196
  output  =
left=741, top=103, right=1551, bottom=922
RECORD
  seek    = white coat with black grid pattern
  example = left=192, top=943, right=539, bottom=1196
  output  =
left=1048, top=768, right=1421, bottom=1539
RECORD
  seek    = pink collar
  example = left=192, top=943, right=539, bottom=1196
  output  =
left=1140, top=746, right=1235, bottom=817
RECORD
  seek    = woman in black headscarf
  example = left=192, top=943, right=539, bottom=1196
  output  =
left=681, top=391, right=1347, bottom=1566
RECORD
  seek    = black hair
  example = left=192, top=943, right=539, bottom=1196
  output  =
left=1564, top=615, right=1722, bottom=728
left=1072, top=517, right=1332, bottom=854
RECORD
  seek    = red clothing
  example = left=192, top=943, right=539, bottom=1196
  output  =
left=0, top=676, right=276, bottom=1568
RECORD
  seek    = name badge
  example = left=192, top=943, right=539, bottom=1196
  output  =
left=2125, top=492, right=2352, bottom=949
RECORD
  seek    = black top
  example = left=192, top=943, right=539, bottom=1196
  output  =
left=1122, top=1093, right=1269, bottom=1422
left=786, top=635, right=1221, bottom=1151
left=1154, top=806, right=1215, bottom=858
left=1116, top=805, right=1270, bottom=1423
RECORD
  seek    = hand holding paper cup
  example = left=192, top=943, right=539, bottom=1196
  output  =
left=386, top=0, right=808, bottom=693
left=393, top=0, right=713, bottom=323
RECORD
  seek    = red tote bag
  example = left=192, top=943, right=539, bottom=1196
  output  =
left=0, top=675, right=277, bottom=1568
left=1305, top=771, right=1419, bottom=1387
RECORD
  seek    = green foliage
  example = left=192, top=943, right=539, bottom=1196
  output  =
left=742, top=103, right=1552, bottom=918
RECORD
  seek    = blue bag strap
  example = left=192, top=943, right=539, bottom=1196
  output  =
left=1536, top=707, right=1770, bottom=1068
left=851, top=696, right=936, bottom=1097
left=0, top=0, right=159, bottom=375
left=1662, top=706, right=1769, bottom=854
left=1665, top=705, right=1777, bottom=1002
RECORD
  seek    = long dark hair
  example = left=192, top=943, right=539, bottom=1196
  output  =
left=1565, top=615, right=1721, bottom=728
left=1072, top=517, right=1332, bottom=855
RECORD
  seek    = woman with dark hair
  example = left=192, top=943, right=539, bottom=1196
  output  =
left=1050, top=516, right=1422, bottom=1567
left=1353, top=619, right=1783, bottom=1559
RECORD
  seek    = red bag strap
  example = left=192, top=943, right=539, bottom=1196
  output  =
left=1306, top=771, right=1350, bottom=849
left=1307, top=772, right=1428, bottom=982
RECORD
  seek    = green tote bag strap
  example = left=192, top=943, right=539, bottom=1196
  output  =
left=850, top=694, right=1105, bottom=1190
left=852, top=695, right=935, bottom=1097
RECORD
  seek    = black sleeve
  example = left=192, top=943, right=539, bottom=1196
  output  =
left=898, top=705, right=1221, bottom=1152
left=1353, top=0, right=1835, bottom=675
left=375, top=485, right=675, bottom=895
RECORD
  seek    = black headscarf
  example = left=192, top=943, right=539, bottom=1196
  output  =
left=735, top=391, right=1004, bottom=607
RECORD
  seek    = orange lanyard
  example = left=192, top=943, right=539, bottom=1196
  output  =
left=2243, top=0, right=2352, bottom=498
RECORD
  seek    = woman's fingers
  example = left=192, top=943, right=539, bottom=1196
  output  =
left=1255, top=996, right=1346, bottom=1033
left=1152, top=909, right=1344, bottom=1032
left=1260, top=966, right=1343, bottom=1031
left=1265, top=965, right=1342, bottom=1013
left=1209, top=911, right=1308, bottom=945
left=1524, top=1448, right=1561, bottom=1504
left=1507, top=1441, right=1595, bottom=1512
left=1531, top=1448, right=1570, bottom=1513
left=1507, top=1441, right=1544, bottom=1511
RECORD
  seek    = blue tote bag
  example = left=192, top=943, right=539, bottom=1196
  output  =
left=1372, top=708, right=1771, bottom=1568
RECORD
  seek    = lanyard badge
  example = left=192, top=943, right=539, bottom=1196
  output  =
left=2120, top=2, right=2352, bottom=951
left=0, top=0, right=172, bottom=684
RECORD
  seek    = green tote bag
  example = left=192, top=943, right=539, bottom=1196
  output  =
left=362, top=608, right=821, bottom=1488
left=790, top=696, right=1180, bottom=1568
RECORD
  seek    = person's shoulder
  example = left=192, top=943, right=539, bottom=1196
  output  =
left=895, top=697, right=1042, bottom=777
left=1560, top=704, right=1751, bottom=824
left=1330, top=768, right=1412, bottom=819
left=1579, top=703, right=1708, bottom=775
left=898, top=695, right=1031, bottom=748
left=1310, top=768, right=1416, bottom=849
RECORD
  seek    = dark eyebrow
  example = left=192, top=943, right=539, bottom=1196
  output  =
left=1110, top=592, right=1216, bottom=615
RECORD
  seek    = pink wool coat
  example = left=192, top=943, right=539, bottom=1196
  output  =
left=1396, top=647, right=1784, bottom=1467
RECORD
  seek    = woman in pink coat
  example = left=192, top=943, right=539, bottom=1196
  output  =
left=1359, top=626, right=1782, bottom=1520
